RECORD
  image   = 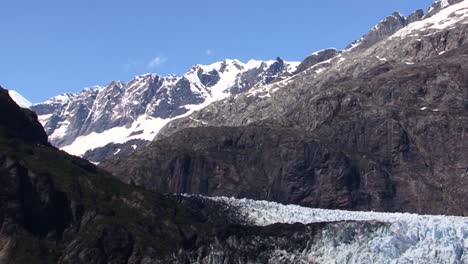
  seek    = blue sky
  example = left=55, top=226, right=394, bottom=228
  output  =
left=1, top=0, right=432, bottom=103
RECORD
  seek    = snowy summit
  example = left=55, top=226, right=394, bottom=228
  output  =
left=8, top=90, right=32, bottom=108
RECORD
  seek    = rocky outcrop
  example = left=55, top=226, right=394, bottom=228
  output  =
left=294, top=49, right=340, bottom=74
left=407, top=9, right=425, bottom=24
left=353, top=12, right=409, bottom=50
left=0, top=87, right=48, bottom=145
left=348, top=8, right=425, bottom=51
left=0, top=156, right=71, bottom=240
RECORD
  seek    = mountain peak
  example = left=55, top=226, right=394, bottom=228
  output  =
left=8, top=90, right=32, bottom=108
left=425, top=0, right=463, bottom=18
left=295, top=48, right=340, bottom=74
left=82, top=85, right=102, bottom=93
left=108, top=80, right=124, bottom=88
left=135, top=73, right=157, bottom=79
left=223, top=58, right=241, bottom=64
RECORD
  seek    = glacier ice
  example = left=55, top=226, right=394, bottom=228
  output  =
left=192, top=195, right=468, bottom=264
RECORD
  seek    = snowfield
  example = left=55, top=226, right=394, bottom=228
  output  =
left=191, top=195, right=468, bottom=264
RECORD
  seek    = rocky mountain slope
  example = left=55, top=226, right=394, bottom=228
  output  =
left=4, top=86, right=466, bottom=264
left=103, top=1, right=468, bottom=215
left=0, top=86, right=215, bottom=263
left=31, top=58, right=299, bottom=163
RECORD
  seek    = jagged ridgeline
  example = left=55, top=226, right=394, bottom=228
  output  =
left=2, top=0, right=468, bottom=263
left=103, top=1, right=468, bottom=215
left=31, top=58, right=300, bottom=163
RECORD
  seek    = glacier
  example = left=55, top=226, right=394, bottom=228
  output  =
left=189, top=195, right=468, bottom=264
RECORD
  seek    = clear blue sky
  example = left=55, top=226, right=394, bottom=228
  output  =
left=1, top=0, right=432, bottom=103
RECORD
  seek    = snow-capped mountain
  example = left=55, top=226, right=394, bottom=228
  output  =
left=8, top=90, right=32, bottom=109
left=31, top=58, right=299, bottom=162
left=104, top=0, right=468, bottom=217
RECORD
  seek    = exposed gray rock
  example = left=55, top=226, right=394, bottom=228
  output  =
left=407, top=9, right=425, bottom=24
left=353, top=12, right=408, bottom=51
left=346, top=8, right=424, bottom=52
left=294, top=49, right=340, bottom=74
left=103, top=126, right=374, bottom=210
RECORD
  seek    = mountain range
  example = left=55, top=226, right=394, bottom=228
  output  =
left=31, top=58, right=300, bottom=163
left=1, top=0, right=468, bottom=263
left=103, top=0, right=468, bottom=215
left=28, top=0, right=449, bottom=165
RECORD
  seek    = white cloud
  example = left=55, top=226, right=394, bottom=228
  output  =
left=147, top=56, right=167, bottom=69
left=205, top=49, right=212, bottom=55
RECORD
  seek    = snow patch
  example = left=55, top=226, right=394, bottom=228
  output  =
left=61, top=115, right=172, bottom=157
left=38, top=114, right=53, bottom=124
left=376, top=55, right=387, bottom=62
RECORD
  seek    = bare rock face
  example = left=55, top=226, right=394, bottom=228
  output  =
left=103, top=126, right=373, bottom=210
left=346, top=9, right=424, bottom=51
left=407, top=9, right=425, bottom=24
left=103, top=44, right=468, bottom=215
left=104, top=3, right=468, bottom=216
left=354, top=12, right=408, bottom=50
